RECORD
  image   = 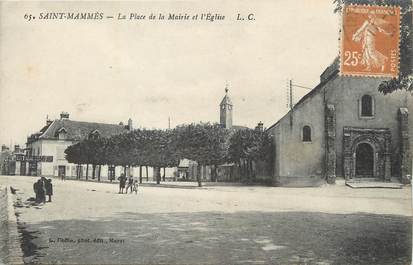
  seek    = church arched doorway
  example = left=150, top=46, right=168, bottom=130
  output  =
left=355, top=143, right=374, bottom=177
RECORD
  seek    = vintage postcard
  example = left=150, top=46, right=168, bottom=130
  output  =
left=0, top=1, right=412, bottom=265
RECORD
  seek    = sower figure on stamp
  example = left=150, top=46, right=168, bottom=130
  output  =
left=352, top=13, right=395, bottom=71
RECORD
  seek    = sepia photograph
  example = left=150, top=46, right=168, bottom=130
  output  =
left=0, top=0, right=412, bottom=264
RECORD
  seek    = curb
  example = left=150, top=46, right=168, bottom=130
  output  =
left=5, top=187, right=24, bottom=265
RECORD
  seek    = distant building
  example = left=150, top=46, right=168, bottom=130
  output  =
left=267, top=58, right=412, bottom=185
left=24, top=112, right=132, bottom=178
left=179, top=87, right=250, bottom=181
left=1, top=145, right=26, bottom=176
left=219, top=86, right=249, bottom=131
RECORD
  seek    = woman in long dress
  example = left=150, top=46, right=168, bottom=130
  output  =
left=352, top=13, right=395, bottom=71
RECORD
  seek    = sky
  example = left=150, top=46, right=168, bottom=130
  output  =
left=0, top=0, right=339, bottom=146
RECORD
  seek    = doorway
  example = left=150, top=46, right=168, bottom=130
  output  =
left=355, top=143, right=374, bottom=177
left=58, top=165, right=66, bottom=179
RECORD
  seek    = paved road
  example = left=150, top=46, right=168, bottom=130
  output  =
left=1, top=175, right=411, bottom=264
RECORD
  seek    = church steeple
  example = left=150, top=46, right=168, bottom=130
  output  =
left=220, top=83, right=233, bottom=129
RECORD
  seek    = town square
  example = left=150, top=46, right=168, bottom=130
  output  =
left=0, top=175, right=411, bottom=264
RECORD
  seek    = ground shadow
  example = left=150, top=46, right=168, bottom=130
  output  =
left=17, top=211, right=411, bottom=265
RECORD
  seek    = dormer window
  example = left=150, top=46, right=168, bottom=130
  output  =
left=56, top=127, right=67, bottom=140
left=360, top=95, right=374, bottom=118
left=89, top=130, right=100, bottom=140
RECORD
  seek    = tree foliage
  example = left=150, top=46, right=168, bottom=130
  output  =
left=228, top=128, right=274, bottom=182
left=65, top=123, right=273, bottom=185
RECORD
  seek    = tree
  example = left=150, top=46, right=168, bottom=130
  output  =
left=174, top=123, right=229, bottom=187
left=334, top=0, right=412, bottom=93
left=228, top=129, right=273, bottom=183
left=65, top=142, right=82, bottom=179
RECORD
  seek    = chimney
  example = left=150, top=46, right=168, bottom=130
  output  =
left=255, top=121, right=264, bottom=132
left=127, top=118, right=133, bottom=130
left=60, top=112, right=70, bottom=119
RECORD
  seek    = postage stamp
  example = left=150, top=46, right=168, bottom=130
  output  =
left=340, top=5, right=400, bottom=78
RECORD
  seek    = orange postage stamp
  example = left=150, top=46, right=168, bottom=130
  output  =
left=340, top=5, right=400, bottom=77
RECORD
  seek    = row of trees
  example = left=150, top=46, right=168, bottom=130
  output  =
left=65, top=123, right=274, bottom=187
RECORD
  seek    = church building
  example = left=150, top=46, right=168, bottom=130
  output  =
left=267, top=58, right=412, bottom=185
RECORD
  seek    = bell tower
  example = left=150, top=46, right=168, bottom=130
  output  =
left=220, top=84, right=233, bottom=129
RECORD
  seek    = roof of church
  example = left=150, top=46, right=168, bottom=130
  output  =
left=220, top=86, right=233, bottom=106
left=220, top=94, right=233, bottom=106
left=28, top=119, right=129, bottom=143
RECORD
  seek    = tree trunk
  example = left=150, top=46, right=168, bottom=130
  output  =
left=86, top=164, right=89, bottom=180
left=196, top=164, right=202, bottom=187
left=91, top=164, right=95, bottom=179
left=123, top=166, right=127, bottom=176
left=146, top=166, right=149, bottom=182
left=240, top=160, right=244, bottom=179
left=250, top=160, right=254, bottom=182
left=98, top=165, right=101, bottom=182
left=77, top=164, right=80, bottom=179
left=154, top=167, right=161, bottom=184
left=139, top=166, right=143, bottom=184
left=162, top=167, right=166, bottom=181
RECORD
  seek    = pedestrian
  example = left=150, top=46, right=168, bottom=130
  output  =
left=40, top=177, right=47, bottom=203
left=118, top=173, right=126, bottom=194
left=33, top=180, right=40, bottom=203
left=126, top=175, right=134, bottom=193
left=35, top=179, right=45, bottom=204
left=45, top=179, right=53, bottom=202
left=132, top=175, right=138, bottom=194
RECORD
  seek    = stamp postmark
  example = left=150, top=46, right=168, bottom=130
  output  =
left=340, top=5, right=400, bottom=78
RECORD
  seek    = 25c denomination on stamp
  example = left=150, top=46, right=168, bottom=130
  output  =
left=340, top=5, right=400, bottom=78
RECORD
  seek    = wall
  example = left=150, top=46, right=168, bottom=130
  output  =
left=325, top=76, right=412, bottom=177
left=37, top=139, right=75, bottom=177
left=267, top=74, right=412, bottom=182
left=268, top=86, right=326, bottom=179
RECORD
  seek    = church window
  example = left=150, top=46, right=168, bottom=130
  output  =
left=302, top=126, right=312, bottom=142
left=360, top=95, right=374, bottom=117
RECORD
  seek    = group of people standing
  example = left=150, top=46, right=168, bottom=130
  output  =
left=33, top=177, right=53, bottom=204
left=118, top=174, right=138, bottom=194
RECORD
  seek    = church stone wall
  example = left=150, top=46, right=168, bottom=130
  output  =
left=268, top=73, right=412, bottom=184
left=267, top=86, right=325, bottom=180
left=324, top=76, right=412, bottom=178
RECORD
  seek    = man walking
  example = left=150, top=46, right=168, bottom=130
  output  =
left=118, top=173, right=126, bottom=194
